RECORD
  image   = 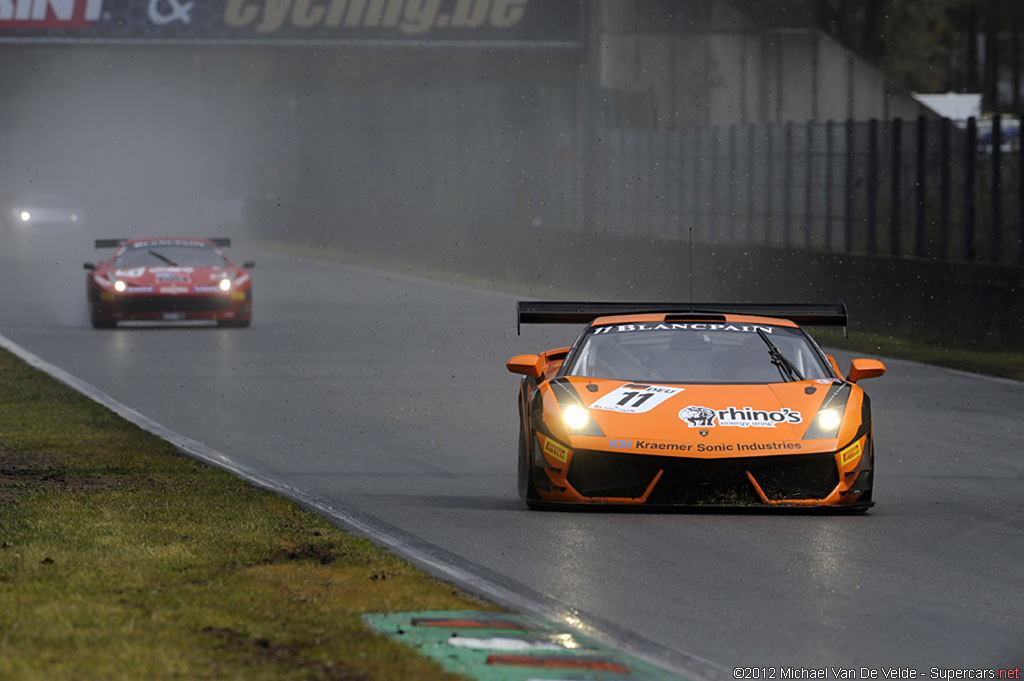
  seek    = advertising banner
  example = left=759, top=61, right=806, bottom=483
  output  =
left=0, top=0, right=583, bottom=46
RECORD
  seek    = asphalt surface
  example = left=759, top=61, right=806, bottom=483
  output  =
left=2, top=228, right=1023, bottom=677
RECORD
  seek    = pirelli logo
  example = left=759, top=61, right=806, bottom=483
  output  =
left=543, top=438, right=569, bottom=464
left=839, top=440, right=863, bottom=467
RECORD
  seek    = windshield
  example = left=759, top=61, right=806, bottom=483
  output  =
left=114, top=244, right=228, bottom=269
left=561, top=323, right=833, bottom=384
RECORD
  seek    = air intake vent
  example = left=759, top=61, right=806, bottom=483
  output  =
left=664, top=313, right=728, bottom=322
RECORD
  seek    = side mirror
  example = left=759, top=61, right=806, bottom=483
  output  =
left=847, top=358, right=886, bottom=384
left=506, top=354, right=544, bottom=379
left=83, top=263, right=95, bottom=270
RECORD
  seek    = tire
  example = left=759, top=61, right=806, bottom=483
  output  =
left=90, top=306, right=115, bottom=328
left=517, top=401, right=541, bottom=503
left=517, top=419, right=533, bottom=499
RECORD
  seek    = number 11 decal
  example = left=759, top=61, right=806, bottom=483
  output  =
left=590, top=383, right=684, bottom=414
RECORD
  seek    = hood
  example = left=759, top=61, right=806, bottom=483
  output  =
left=550, top=376, right=846, bottom=455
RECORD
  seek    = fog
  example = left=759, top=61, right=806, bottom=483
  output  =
left=1, top=44, right=572, bottom=246
left=2, top=8, right=1021, bottom=349
left=4, top=49, right=230, bottom=232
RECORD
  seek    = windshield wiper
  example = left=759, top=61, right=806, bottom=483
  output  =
left=148, top=250, right=178, bottom=266
left=756, top=328, right=804, bottom=382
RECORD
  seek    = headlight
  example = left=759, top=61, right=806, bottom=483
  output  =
left=19, top=210, right=30, bottom=222
left=802, top=405, right=844, bottom=439
left=802, top=384, right=851, bottom=440
left=113, top=280, right=127, bottom=293
left=816, top=409, right=842, bottom=431
left=219, top=278, right=232, bottom=292
left=562, top=405, right=590, bottom=430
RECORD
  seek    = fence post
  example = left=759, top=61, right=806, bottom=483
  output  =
left=691, top=127, right=702, bottom=233
left=965, top=117, right=977, bottom=260
left=728, top=124, right=738, bottom=239
left=669, top=130, right=677, bottom=237
left=845, top=118, right=855, bottom=253
left=1019, top=111, right=1024, bottom=265
left=680, top=129, right=691, bottom=239
left=764, top=122, right=774, bottom=244
left=991, top=114, right=1002, bottom=263
left=784, top=121, right=793, bottom=247
left=867, top=118, right=879, bottom=254
left=825, top=120, right=834, bottom=250
left=915, top=116, right=927, bottom=257
left=805, top=121, right=814, bottom=250
left=670, top=129, right=682, bottom=238
left=747, top=123, right=757, bottom=243
left=890, top=117, right=903, bottom=256
left=940, top=117, right=952, bottom=261
left=709, top=128, right=720, bottom=239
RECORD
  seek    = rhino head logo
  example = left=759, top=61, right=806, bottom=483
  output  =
left=679, top=405, right=717, bottom=428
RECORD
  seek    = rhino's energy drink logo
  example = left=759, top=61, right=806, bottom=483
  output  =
left=0, top=0, right=104, bottom=28
left=678, top=405, right=716, bottom=428
left=679, top=405, right=803, bottom=429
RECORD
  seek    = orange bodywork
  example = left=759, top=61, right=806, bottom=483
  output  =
left=508, top=311, right=884, bottom=510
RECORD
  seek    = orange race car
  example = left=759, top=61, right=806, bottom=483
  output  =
left=506, top=302, right=886, bottom=511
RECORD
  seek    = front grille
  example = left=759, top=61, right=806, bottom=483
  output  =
left=566, top=450, right=839, bottom=505
left=119, top=294, right=230, bottom=312
left=753, top=455, right=840, bottom=499
left=566, top=454, right=660, bottom=499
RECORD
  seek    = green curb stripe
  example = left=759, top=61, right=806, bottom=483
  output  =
left=364, top=611, right=690, bottom=681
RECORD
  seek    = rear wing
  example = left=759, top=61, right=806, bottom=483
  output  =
left=95, top=238, right=231, bottom=248
left=516, top=301, right=848, bottom=335
left=95, top=239, right=127, bottom=248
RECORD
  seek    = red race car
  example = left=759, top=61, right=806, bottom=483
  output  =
left=84, top=238, right=254, bottom=328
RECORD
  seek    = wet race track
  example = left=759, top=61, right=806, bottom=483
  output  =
left=1, top=230, right=1023, bottom=677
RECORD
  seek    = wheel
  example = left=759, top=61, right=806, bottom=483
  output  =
left=90, top=306, right=115, bottom=328
left=517, top=401, right=539, bottom=502
left=217, top=318, right=251, bottom=328
left=517, top=419, right=532, bottom=499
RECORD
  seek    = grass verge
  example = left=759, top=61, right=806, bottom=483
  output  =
left=813, top=328, right=1024, bottom=382
left=0, top=347, right=498, bottom=680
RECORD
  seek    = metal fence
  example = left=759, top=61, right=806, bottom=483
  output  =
left=585, top=115, right=1024, bottom=267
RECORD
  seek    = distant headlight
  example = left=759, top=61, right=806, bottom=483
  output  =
left=562, top=405, right=591, bottom=430
left=19, top=210, right=30, bottom=222
left=114, top=280, right=127, bottom=293
left=218, top=278, right=232, bottom=292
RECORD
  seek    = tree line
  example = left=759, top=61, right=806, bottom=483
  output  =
left=732, top=0, right=1024, bottom=113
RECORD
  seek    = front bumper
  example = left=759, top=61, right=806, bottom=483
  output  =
left=531, top=434, right=873, bottom=510
left=89, top=288, right=252, bottom=324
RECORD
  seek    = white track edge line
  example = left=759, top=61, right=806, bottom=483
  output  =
left=0, top=331, right=728, bottom=681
